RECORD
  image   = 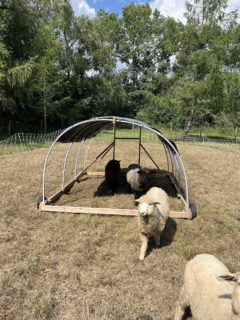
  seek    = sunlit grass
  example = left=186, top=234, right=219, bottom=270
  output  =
left=0, top=142, right=239, bottom=319
left=0, top=142, right=51, bottom=156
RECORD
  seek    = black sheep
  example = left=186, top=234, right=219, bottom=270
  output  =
left=105, top=159, right=121, bottom=195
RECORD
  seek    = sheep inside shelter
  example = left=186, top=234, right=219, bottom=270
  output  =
left=37, top=116, right=197, bottom=219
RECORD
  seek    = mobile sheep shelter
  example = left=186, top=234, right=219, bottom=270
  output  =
left=38, top=116, right=197, bottom=219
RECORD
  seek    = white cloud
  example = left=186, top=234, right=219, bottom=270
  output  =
left=149, top=0, right=186, bottom=23
left=228, top=0, right=240, bottom=10
left=149, top=0, right=240, bottom=23
left=79, top=0, right=96, bottom=17
left=70, top=0, right=96, bottom=17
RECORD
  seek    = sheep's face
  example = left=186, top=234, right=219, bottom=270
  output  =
left=136, top=195, right=160, bottom=217
left=138, top=202, right=153, bottom=216
left=136, top=201, right=159, bottom=217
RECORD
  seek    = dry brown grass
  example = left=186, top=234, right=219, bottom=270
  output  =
left=0, top=141, right=240, bottom=320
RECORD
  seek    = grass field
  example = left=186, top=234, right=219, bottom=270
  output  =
left=0, top=141, right=239, bottom=319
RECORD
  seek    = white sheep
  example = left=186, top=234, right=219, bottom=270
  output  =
left=135, top=187, right=170, bottom=261
left=175, top=254, right=240, bottom=320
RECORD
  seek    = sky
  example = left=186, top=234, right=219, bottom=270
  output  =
left=70, top=0, right=240, bottom=22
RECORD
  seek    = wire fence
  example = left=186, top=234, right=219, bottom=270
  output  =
left=172, top=135, right=240, bottom=144
left=0, top=129, right=239, bottom=155
left=0, top=130, right=63, bottom=155
left=142, top=132, right=240, bottom=144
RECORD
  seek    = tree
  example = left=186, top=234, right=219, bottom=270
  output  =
left=117, top=3, right=181, bottom=116
left=172, top=0, right=236, bottom=137
left=223, top=72, right=240, bottom=137
left=0, top=0, right=60, bottom=134
left=31, top=26, right=60, bottom=133
left=0, top=0, right=239, bottom=136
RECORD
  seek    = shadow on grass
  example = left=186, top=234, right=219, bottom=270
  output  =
left=136, top=315, right=153, bottom=320
left=149, top=174, right=178, bottom=198
left=183, top=306, right=192, bottom=320
left=94, top=169, right=178, bottom=198
left=94, top=175, right=129, bottom=197
left=146, top=217, right=177, bottom=258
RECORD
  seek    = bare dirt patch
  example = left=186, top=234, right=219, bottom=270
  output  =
left=0, top=143, right=239, bottom=319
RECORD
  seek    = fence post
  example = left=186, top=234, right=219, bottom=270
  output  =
left=234, top=127, right=238, bottom=143
left=18, top=133, right=23, bottom=149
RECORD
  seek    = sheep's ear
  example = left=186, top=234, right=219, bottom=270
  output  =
left=217, top=274, right=237, bottom=284
left=135, top=199, right=140, bottom=204
left=153, top=201, right=160, bottom=205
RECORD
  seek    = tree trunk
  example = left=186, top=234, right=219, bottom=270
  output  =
left=182, top=108, right=194, bottom=140
left=43, top=75, right=47, bottom=134
left=8, top=120, right=12, bottom=136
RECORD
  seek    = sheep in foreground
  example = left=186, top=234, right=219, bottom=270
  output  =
left=175, top=254, right=240, bottom=320
left=126, top=164, right=150, bottom=199
left=135, top=187, right=170, bottom=260
left=105, top=159, right=121, bottom=195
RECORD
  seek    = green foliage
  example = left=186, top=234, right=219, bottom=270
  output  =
left=0, top=0, right=239, bottom=137
left=7, top=58, right=35, bottom=87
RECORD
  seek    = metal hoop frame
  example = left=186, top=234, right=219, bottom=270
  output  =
left=40, top=116, right=195, bottom=219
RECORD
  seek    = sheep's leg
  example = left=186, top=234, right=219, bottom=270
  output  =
left=154, top=232, right=160, bottom=247
left=139, top=233, right=148, bottom=261
left=174, top=286, right=190, bottom=320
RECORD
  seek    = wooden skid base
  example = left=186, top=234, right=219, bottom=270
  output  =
left=86, top=171, right=168, bottom=177
left=40, top=204, right=193, bottom=219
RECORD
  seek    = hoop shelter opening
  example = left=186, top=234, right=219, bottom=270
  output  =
left=38, top=116, right=197, bottom=219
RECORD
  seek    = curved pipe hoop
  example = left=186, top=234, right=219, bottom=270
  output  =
left=42, top=117, right=190, bottom=209
left=61, top=142, right=73, bottom=189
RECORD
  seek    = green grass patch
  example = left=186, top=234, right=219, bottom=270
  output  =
left=0, top=142, right=52, bottom=156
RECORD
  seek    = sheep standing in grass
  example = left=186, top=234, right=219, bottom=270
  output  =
left=105, top=159, right=121, bottom=195
left=175, top=254, right=240, bottom=320
left=126, top=164, right=150, bottom=199
left=135, top=187, right=169, bottom=261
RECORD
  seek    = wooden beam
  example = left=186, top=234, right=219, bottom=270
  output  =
left=140, top=143, right=160, bottom=171
left=87, top=171, right=105, bottom=176
left=39, top=204, right=193, bottom=219
left=99, top=141, right=114, bottom=160
left=40, top=204, right=138, bottom=216
left=169, top=210, right=192, bottom=219
left=86, top=170, right=168, bottom=177
left=47, top=142, right=114, bottom=204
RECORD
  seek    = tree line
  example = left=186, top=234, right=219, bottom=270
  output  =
left=0, top=0, right=239, bottom=137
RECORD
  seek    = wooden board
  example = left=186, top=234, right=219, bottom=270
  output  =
left=39, top=204, right=193, bottom=219
left=86, top=171, right=169, bottom=177
left=40, top=204, right=138, bottom=216
left=47, top=142, right=115, bottom=204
